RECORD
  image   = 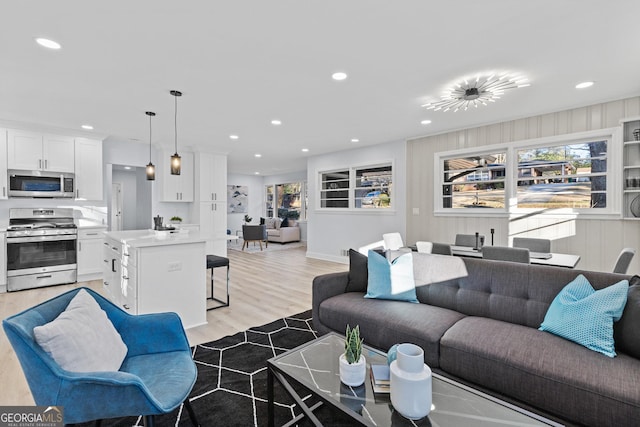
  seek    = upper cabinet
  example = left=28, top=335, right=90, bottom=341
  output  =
left=158, top=150, right=194, bottom=202
left=7, top=129, right=74, bottom=172
left=196, top=152, right=227, bottom=202
left=75, top=138, right=103, bottom=200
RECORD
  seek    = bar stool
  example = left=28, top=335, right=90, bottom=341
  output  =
left=206, top=254, right=230, bottom=310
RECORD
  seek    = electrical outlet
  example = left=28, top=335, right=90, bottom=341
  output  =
left=168, top=261, right=182, bottom=272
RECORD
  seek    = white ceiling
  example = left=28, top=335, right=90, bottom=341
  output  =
left=2, top=1, right=639, bottom=176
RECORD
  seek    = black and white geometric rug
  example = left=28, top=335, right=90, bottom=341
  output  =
left=79, top=311, right=353, bottom=426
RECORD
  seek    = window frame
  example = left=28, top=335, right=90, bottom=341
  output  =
left=434, top=128, right=621, bottom=218
left=316, top=161, right=395, bottom=212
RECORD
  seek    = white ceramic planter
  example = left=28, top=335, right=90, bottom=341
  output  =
left=390, top=343, right=432, bottom=420
left=339, top=354, right=366, bottom=387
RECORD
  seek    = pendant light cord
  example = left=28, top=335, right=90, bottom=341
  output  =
left=174, top=94, right=178, bottom=153
left=149, top=114, right=152, bottom=160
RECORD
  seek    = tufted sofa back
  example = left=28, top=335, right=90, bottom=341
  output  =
left=415, top=256, right=632, bottom=329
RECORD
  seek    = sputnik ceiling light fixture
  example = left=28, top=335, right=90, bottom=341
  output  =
left=170, top=90, right=182, bottom=175
left=422, top=72, right=530, bottom=112
left=145, top=111, right=156, bottom=180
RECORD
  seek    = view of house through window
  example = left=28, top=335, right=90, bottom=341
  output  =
left=438, top=136, right=609, bottom=212
left=517, top=141, right=607, bottom=209
left=443, top=153, right=506, bottom=209
left=265, top=182, right=307, bottom=219
left=319, top=163, right=393, bottom=209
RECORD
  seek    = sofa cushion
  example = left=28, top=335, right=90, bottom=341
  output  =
left=539, top=274, right=629, bottom=357
left=346, top=249, right=368, bottom=293
left=318, top=292, right=466, bottom=367
left=365, top=250, right=417, bottom=303
left=440, top=317, right=640, bottom=427
left=614, top=281, right=640, bottom=359
left=33, top=289, right=128, bottom=372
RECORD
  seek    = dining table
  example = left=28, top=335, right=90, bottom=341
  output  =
left=450, top=245, right=581, bottom=268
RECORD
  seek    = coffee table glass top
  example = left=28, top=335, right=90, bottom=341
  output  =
left=269, top=332, right=562, bottom=426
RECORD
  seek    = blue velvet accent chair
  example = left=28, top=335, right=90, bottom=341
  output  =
left=2, top=287, right=199, bottom=426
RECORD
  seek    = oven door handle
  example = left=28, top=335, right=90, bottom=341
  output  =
left=7, top=235, right=78, bottom=243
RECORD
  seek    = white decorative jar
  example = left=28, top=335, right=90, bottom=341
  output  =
left=390, top=343, right=432, bottom=420
left=339, top=354, right=366, bottom=387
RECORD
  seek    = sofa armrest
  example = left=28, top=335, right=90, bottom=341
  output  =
left=312, top=272, right=349, bottom=330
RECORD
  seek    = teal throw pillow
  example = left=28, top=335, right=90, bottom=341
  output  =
left=365, top=250, right=418, bottom=303
left=539, top=274, right=629, bottom=357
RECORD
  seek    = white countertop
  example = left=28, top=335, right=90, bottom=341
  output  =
left=76, top=219, right=108, bottom=229
left=104, top=229, right=228, bottom=248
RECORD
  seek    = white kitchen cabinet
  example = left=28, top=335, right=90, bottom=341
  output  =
left=74, top=138, right=103, bottom=200
left=194, top=202, right=227, bottom=256
left=196, top=152, right=227, bottom=202
left=102, top=238, right=122, bottom=307
left=77, top=227, right=107, bottom=280
left=0, top=232, right=6, bottom=290
left=7, top=129, right=74, bottom=172
left=159, top=150, right=194, bottom=202
left=0, top=129, right=7, bottom=199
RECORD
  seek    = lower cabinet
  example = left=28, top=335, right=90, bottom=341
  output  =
left=77, top=228, right=106, bottom=280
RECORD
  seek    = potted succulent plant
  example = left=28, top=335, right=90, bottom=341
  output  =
left=339, top=324, right=366, bottom=386
left=169, top=216, right=182, bottom=225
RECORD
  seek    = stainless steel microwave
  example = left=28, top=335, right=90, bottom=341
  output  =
left=8, top=170, right=75, bottom=198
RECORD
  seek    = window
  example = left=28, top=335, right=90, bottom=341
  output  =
left=319, top=163, right=393, bottom=210
left=265, top=181, right=307, bottom=219
left=442, top=153, right=506, bottom=209
left=435, top=129, right=616, bottom=215
left=517, top=141, right=607, bottom=209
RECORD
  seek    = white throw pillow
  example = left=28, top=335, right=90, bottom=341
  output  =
left=34, top=289, right=128, bottom=372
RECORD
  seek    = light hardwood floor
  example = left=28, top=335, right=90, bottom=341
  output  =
left=0, top=245, right=347, bottom=406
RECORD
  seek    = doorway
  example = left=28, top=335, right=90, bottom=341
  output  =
left=108, top=165, right=152, bottom=231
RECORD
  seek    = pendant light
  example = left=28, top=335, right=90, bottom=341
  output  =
left=170, top=90, right=182, bottom=175
left=145, top=111, right=156, bottom=180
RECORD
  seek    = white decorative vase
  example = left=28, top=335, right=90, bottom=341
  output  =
left=339, top=354, right=366, bottom=387
left=390, top=343, right=432, bottom=420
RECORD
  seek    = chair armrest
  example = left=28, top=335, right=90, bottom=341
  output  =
left=117, top=312, right=190, bottom=357
left=312, top=272, right=349, bottom=324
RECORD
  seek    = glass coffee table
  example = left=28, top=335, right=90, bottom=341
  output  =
left=267, top=332, right=563, bottom=426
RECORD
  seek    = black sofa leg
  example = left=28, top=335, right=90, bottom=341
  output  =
left=183, top=399, right=200, bottom=427
left=143, top=415, right=155, bottom=427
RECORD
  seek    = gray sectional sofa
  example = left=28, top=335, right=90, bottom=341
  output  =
left=312, top=252, right=640, bottom=426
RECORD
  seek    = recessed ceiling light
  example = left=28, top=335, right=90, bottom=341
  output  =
left=81, top=124, right=94, bottom=130
left=255, top=153, right=262, bottom=158
left=229, top=134, right=239, bottom=140
left=301, top=148, right=309, bottom=152
left=255, top=172, right=260, bottom=175
left=420, top=120, right=432, bottom=125
left=351, top=138, right=359, bottom=143
left=271, top=119, right=282, bottom=125
left=575, top=81, right=594, bottom=89
left=332, top=72, right=348, bottom=81
left=35, top=38, right=61, bottom=50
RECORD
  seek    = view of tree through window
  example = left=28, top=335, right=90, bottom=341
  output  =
left=319, top=164, right=393, bottom=209
left=355, top=165, right=392, bottom=208
left=517, top=140, right=607, bottom=208
left=276, top=183, right=303, bottom=219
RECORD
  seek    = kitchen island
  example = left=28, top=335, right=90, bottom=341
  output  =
left=102, top=229, right=224, bottom=329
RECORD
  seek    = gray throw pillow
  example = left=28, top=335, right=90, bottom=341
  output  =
left=34, top=289, right=128, bottom=372
left=614, top=280, right=640, bottom=358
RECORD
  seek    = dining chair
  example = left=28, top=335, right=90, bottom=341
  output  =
left=482, top=246, right=530, bottom=264
left=382, top=232, right=404, bottom=250
left=2, top=287, right=199, bottom=426
left=415, top=241, right=433, bottom=254
left=513, top=237, right=551, bottom=254
left=431, top=242, right=453, bottom=256
left=613, top=248, right=636, bottom=274
left=455, top=234, right=485, bottom=248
